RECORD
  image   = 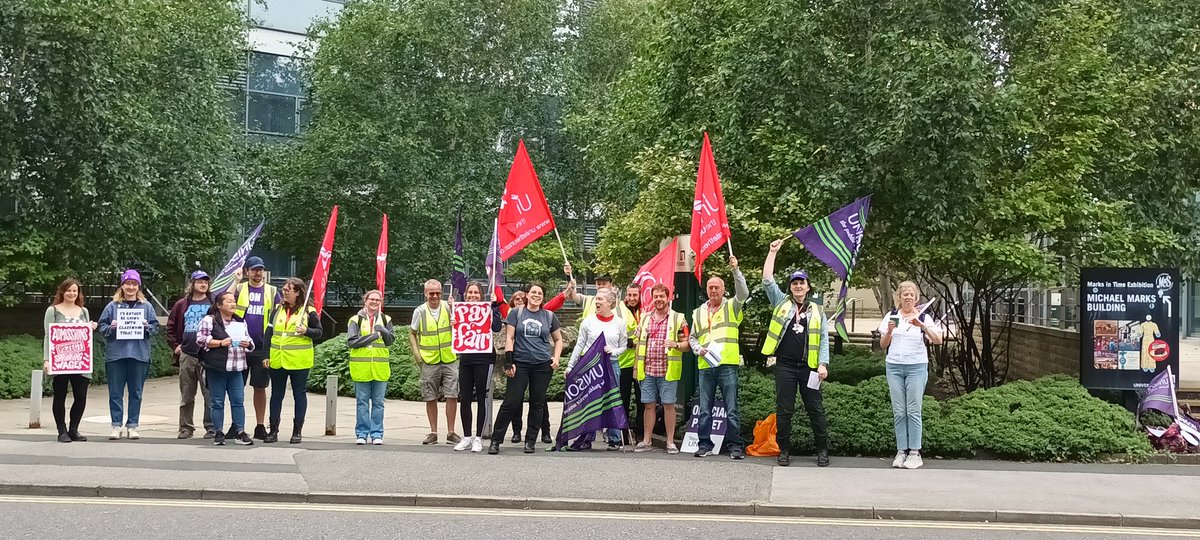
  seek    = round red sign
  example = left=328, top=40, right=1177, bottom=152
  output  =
left=1149, top=340, right=1170, bottom=362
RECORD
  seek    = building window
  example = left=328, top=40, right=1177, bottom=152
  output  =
left=249, top=0, right=343, bottom=35
left=243, top=52, right=306, bottom=138
left=248, top=93, right=297, bottom=135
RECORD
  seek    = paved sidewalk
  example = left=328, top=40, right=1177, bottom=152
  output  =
left=3, top=377, right=1200, bottom=529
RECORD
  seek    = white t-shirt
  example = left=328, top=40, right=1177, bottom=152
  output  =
left=566, top=315, right=628, bottom=371
left=877, top=312, right=938, bottom=365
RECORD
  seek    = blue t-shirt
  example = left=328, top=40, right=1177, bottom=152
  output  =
left=180, top=298, right=212, bottom=356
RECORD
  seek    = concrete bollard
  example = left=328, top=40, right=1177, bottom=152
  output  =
left=29, top=370, right=42, bottom=429
left=325, top=375, right=337, bottom=436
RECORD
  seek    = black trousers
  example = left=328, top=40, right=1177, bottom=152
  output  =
left=459, top=363, right=490, bottom=437
left=619, top=366, right=642, bottom=431
left=52, top=374, right=89, bottom=434
left=775, top=359, right=828, bottom=452
left=492, top=362, right=552, bottom=444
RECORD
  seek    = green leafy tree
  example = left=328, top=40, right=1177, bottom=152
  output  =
left=574, top=0, right=1200, bottom=391
left=0, top=0, right=250, bottom=296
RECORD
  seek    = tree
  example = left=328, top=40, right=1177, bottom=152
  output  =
left=574, top=0, right=1200, bottom=392
left=0, top=0, right=249, bottom=296
left=266, top=0, right=574, bottom=294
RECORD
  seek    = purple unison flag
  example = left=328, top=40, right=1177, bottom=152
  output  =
left=794, top=196, right=871, bottom=340
left=210, top=220, right=265, bottom=296
left=553, top=337, right=627, bottom=451
left=451, top=207, right=467, bottom=301
left=1139, top=368, right=1176, bottom=417
left=485, top=221, right=505, bottom=285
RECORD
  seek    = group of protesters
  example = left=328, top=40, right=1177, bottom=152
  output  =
left=42, top=244, right=943, bottom=468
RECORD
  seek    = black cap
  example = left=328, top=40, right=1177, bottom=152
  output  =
left=595, top=274, right=613, bottom=284
left=245, top=256, right=265, bottom=270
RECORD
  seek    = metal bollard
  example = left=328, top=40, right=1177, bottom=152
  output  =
left=325, top=375, right=337, bottom=436
left=871, top=330, right=882, bottom=352
left=29, top=370, right=43, bottom=429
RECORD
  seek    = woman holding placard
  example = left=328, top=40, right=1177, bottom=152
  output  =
left=264, top=277, right=322, bottom=444
left=196, top=292, right=255, bottom=446
left=877, top=281, right=943, bottom=470
left=453, top=282, right=504, bottom=453
left=43, top=278, right=97, bottom=443
left=96, top=269, right=159, bottom=441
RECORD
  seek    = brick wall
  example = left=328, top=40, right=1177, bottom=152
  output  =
left=1002, top=322, right=1080, bottom=381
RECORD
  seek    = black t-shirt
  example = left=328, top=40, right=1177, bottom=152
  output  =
left=776, top=304, right=810, bottom=363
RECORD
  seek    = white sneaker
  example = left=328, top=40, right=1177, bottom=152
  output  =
left=453, top=436, right=472, bottom=451
left=471, top=437, right=483, bottom=453
left=109, top=428, right=122, bottom=440
left=355, top=438, right=366, bottom=445
left=892, top=451, right=907, bottom=468
left=371, top=438, right=383, bottom=445
left=633, top=442, right=652, bottom=453
left=903, top=452, right=924, bottom=469
left=126, top=428, right=140, bottom=440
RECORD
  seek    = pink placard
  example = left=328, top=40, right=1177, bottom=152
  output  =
left=48, top=323, right=93, bottom=375
left=452, top=302, right=493, bottom=354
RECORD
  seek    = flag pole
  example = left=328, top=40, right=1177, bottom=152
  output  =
left=726, top=238, right=734, bottom=258
left=488, top=215, right=499, bottom=294
left=1168, top=365, right=1181, bottom=418
left=553, top=226, right=571, bottom=276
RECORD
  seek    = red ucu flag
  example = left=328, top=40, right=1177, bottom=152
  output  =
left=497, top=140, right=556, bottom=261
left=311, top=205, right=338, bottom=315
left=689, top=132, right=731, bottom=283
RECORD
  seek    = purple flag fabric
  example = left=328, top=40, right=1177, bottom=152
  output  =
left=553, top=337, right=627, bottom=451
left=1139, top=368, right=1175, bottom=416
left=485, top=221, right=505, bottom=285
left=210, top=220, right=264, bottom=296
left=451, top=207, right=467, bottom=301
left=794, top=196, right=871, bottom=340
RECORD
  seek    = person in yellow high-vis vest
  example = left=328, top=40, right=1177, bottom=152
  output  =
left=633, top=284, right=689, bottom=454
left=264, top=277, right=321, bottom=444
left=347, top=289, right=395, bottom=445
left=618, top=284, right=644, bottom=444
left=234, top=256, right=278, bottom=441
left=762, top=239, right=831, bottom=467
left=687, top=256, right=749, bottom=459
left=408, top=279, right=460, bottom=446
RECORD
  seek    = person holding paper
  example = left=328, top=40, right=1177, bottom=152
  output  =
left=878, top=281, right=943, bottom=469
left=43, top=278, right=96, bottom=443
left=347, top=289, right=395, bottom=446
left=488, top=283, right=564, bottom=455
left=96, top=269, right=158, bottom=441
left=565, top=287, right=628, bottom=451
left=687, top=256, right=750, bottom=459
left=196, top=292, right=255, bottom=446
left=166, top=270, right=214, bottom=440
left=634, top=284, right=689, bottom=454
left=762, top=239, right=831, bottom=467
left=454, top=282, right=503, bottom=452
left=264, top=277, right=322, bottom=444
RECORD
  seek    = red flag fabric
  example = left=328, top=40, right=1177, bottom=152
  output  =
left=634, top=238, right=678, bottom=311
left=689, top=132, right=731, bottom=283
left=375, top=214, right=388, bottom=294
left=311, top=205, right=338, bottom=315
left=497, top=140, right=556, bottom=261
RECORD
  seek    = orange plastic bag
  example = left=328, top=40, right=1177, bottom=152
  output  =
left=745, top=413, right=780, bottom=457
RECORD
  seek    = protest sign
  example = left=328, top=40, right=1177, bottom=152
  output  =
left=48, top=324, right=93, bottom=375
left=680, top=399, right=728, bottom=454
left=452, top=302, right=493, bottom=354
left=115, top=308, right=145, bottom=340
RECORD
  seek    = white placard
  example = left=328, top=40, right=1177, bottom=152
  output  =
left=226, top=321, right=249, bottom=345
left=116, top=308, right=145, bottom=340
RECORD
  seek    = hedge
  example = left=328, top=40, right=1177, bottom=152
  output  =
left=738, top=371, right=1151, bottom=461
left=0, top=334, right=177, bottom=399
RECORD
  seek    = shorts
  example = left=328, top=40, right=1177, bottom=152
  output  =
left=639, top=376, right=678, bottom=404
left=420, top=361, right=459, bottom=402
left=246, top=353, right=270, bottom=388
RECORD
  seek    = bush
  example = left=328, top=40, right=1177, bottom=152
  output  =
left=825, top=347, right=886, bottom=386
left=0, top=334, right=176, bottom=399
left=738, top=371, right=1150, bottom=461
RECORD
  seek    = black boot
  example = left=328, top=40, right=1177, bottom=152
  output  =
left=816, top=449, right=830, bottom=467
left=777, top=449, right=791, bottom=466
left=253, top=424, right=269, bottom=440
left=57, top=431, right=72, bottom=443
left=523, top=441, right=536, bottom=454
left=264, top=425, right=279, bottom=444
left=488, top=441, right=501, bottom=454
left=290, top=422, right=302, bottom=444
left=67, top=429, right=87, bottom=442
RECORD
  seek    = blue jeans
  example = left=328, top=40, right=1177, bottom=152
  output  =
left=107, top=358, right=149, bottom=428
left=209, top=369, right=246, bottom=434
left=886, top=362, right=928, bottom=451
left=355, top=381, right=387, bottom=440
left=697, top=364, right=742, bottom=452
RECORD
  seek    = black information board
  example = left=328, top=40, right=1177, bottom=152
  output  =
left=1079, top=268, right=1179, bottom=390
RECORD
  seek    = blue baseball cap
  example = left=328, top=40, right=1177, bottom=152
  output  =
left=788, top=270, right=810, bottom=282
left=190, top=270, right=210, bottom=281
left=245, top=256, right=265, bottom=270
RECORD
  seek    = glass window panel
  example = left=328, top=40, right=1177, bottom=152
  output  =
left=249, top=53, right=304, bottom=96
left=226, top=88, right=246, bottom=129
left=248, top=92, right=297, bottom=135
left=250, top=0, right=343, bottom=34
left=297, top=98, right=312, bottom=132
